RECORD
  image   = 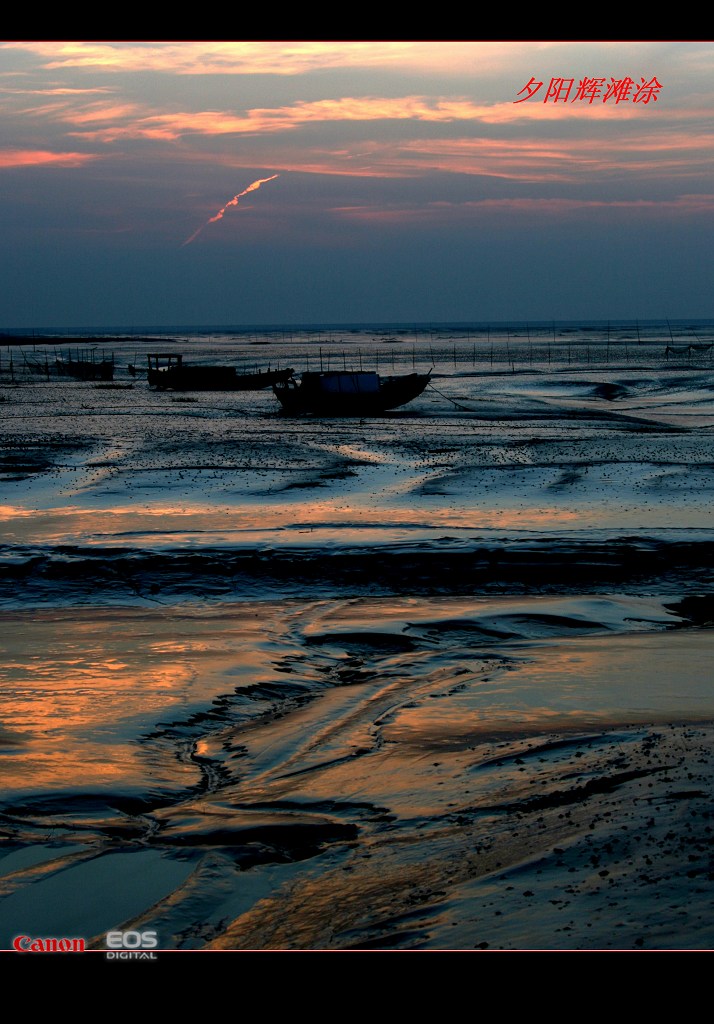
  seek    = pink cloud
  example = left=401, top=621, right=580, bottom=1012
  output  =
left=331, top=193, right=714, bottom=224
left=0, top=41, right=526, bottom=77
left=0, top=149, right=98, bottom=168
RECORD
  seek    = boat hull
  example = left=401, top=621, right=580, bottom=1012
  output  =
left=273, top=371, right=431, bottom=415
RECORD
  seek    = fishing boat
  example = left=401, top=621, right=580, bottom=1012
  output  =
left=272, top=369, right=431, bottom=415
left=146, top=353, right=294, bottom=391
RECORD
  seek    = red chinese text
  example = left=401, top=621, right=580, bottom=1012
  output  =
left=514, top=76, right=662, bottom=104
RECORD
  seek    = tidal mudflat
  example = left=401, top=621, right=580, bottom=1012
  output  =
left=1, top=324, right=713, bottom=951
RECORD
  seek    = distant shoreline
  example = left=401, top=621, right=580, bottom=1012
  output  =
left=2, top=317, right=714, bottom=339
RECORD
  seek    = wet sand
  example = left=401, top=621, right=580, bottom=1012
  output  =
left=2, top=596, right=714, bottom=952
left=1, top=326, right=714, bottom=951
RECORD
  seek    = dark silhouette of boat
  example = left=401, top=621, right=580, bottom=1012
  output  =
left=146, top=353, right=294, bottom=391
left=272, top=370, right=431, bottom=415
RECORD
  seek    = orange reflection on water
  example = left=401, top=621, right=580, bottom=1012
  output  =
left=383, top=629, right=714, bottom=749
left=0, top=605, right=282, bottom=797
left=0, top=499, right=586, bottom=548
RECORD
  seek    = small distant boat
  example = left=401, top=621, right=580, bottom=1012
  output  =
left=272, top=370, right=431, bottom=416
left=146, top=353, right=294, bottom=391
left=56, top=353, right=114, bottom=381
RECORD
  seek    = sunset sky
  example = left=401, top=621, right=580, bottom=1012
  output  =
left=1, top=40, right=713, bottom=328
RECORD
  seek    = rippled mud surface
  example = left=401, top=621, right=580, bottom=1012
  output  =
left=1, top=328, right=714, bottom=951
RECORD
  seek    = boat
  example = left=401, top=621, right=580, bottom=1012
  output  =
left=146, top=353, right=294, bottom=391
left=272, top=369, right=431, bottom=415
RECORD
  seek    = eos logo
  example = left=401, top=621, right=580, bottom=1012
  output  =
left=105, top=930, right=159, bottom=959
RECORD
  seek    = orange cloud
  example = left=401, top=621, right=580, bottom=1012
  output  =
left=69, top=96, right=519, bottom=143
left=0, top=86, right=112, bottom=97
left=313, top=131, right=714, bottom=183
left=0, top=149, right=98, bottom=168
left=65, top=102, right=143, bottom=126
left=331, top=193, right=714, bottom=224
left=0, top=40, right=534, bottom=77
